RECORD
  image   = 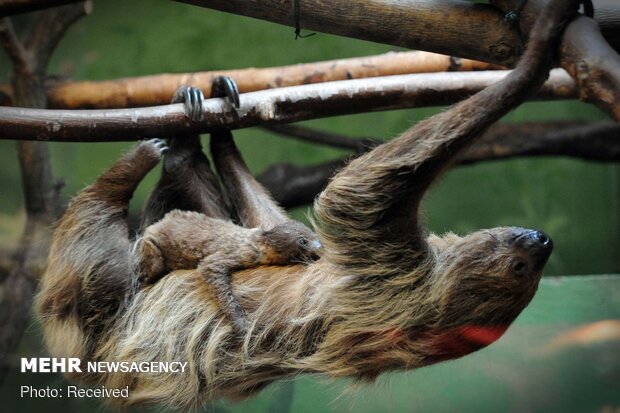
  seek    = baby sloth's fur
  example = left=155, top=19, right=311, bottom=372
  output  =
left=138, top=209, right=320, bottom=333
left=35, top=2, right=578, bottom=410
left=139, top=210, right=320, bottom=283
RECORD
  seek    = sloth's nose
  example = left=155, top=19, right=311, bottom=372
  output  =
left=515, top=229, right=553, bottom=262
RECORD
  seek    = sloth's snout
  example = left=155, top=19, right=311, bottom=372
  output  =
left=514, top=228, right=554, bottom=264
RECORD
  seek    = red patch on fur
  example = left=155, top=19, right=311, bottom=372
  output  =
left=424, top=325, right=509, bottom=362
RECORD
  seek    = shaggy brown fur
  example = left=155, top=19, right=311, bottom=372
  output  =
left=35, top=2, right=577, bottom=410
left=138, top=209, right=321, bottom=333
left=137, top=82, right=321, bottom=336
left=140, top=86, right=230, bottom=230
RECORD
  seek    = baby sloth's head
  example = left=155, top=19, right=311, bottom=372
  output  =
left=422, top=227, right=553, bottom=361
left=260, top=221, right=323, bottom=264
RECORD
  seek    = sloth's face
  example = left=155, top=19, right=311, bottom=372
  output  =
left=450, top=226, right=553, bottom=280
left=416, top=227, right=553, bottom=362
left=430, top=226, right=553, bottom=327
left=262, top=221, right=323, bottom=264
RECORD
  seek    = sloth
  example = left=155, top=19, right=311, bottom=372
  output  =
left=137, top=209, right=321, bottom=336
left=136, top=83, right=321, bottom=337
left=35, top=0, right=576, bottom=409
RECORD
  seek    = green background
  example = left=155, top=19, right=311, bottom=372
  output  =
left=0, top=0, right=618, bottom=412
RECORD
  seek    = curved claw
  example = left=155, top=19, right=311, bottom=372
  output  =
left=184, top=86, right=205, bottom=122
left=146, top=138, right=169, bottom=155
left=171, top=85, right=205, bottom=122
left=211, top=76, right=240, bottom=108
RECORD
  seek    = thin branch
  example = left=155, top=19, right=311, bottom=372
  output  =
left=0, top=50, right=505, bottom=108
left=0, top=18, right=30, bottom=70
left=25, top=1, right=91, bottom=72
left=460, top=121, right=620, bottom=163
left=259, top=120, right=620, bottom=207
left=0, top=69, right=577, bottom=141
left=263, top=124, right=377, bottom=151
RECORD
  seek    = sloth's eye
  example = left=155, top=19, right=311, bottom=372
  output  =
left=298, top=238, right=309, bottom=246
left=511, top=260, right=528, bottom=276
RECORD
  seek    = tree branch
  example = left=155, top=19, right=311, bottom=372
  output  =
left=0, top=2, right=86, bottom=386
left=0, top=18, right=30, bottom=71
left=5, top=0, right=620, bottom=62
left=0, top=69, right=577, bottom=141
left=25, top=1, right=92, bottom=71
left=493, top=0, right=620, bottom=120
left=259, top=120, right=620, bottom=207
left=0, top=50, right=504, bottom=109
left=263, top=124, right=377, bottom=151
left=176, top=0, right=525, bottom=65
left=560, top=16, right=620, bottom=121
left=174, top=0, right=620, bottom=66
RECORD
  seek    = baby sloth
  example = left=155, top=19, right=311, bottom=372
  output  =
left=138, top=210, right=320, bottom=334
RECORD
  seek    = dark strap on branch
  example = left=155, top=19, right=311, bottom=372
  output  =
left=294, top=0, right=316, bottom=40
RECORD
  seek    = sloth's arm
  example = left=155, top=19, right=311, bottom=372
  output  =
left=313, top=1, right=579, bottom=272
left=209, top=76, right=290, bottom=230
left=140, top=87, right=229, bottom=231
left=211, top=129, right=289, bottom=230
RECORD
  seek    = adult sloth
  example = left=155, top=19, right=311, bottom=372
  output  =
left=36, top=1, right=575, bottom=409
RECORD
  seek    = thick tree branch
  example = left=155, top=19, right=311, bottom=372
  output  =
left=0, top=69, right=577, bottom=141
left=560, top=17, right=620, bottom=121
left=0, top=0, right=523, bottom=64
left=4, top=0, right=620, bottom=62
left=175, top=0, right=620, bottom=66
left=259, top=121, right=620, bottom=207
left=177, top=0, right=524, bottom=65
left=0, top=51, right=504, bottom=109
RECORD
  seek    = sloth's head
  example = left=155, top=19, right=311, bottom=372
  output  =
left=420, top=227, right=552, bottom=359
left=261, top=221, right=323, bottom=264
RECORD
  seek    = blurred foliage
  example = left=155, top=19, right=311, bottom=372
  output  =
left=0, top=1, right=619, bottom=410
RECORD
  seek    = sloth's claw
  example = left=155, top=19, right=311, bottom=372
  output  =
left=147, top=138, right=169, bottom=155
left=211, top=76, right=240, bottom=108
left=171, top=85, right=206, bottom=122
